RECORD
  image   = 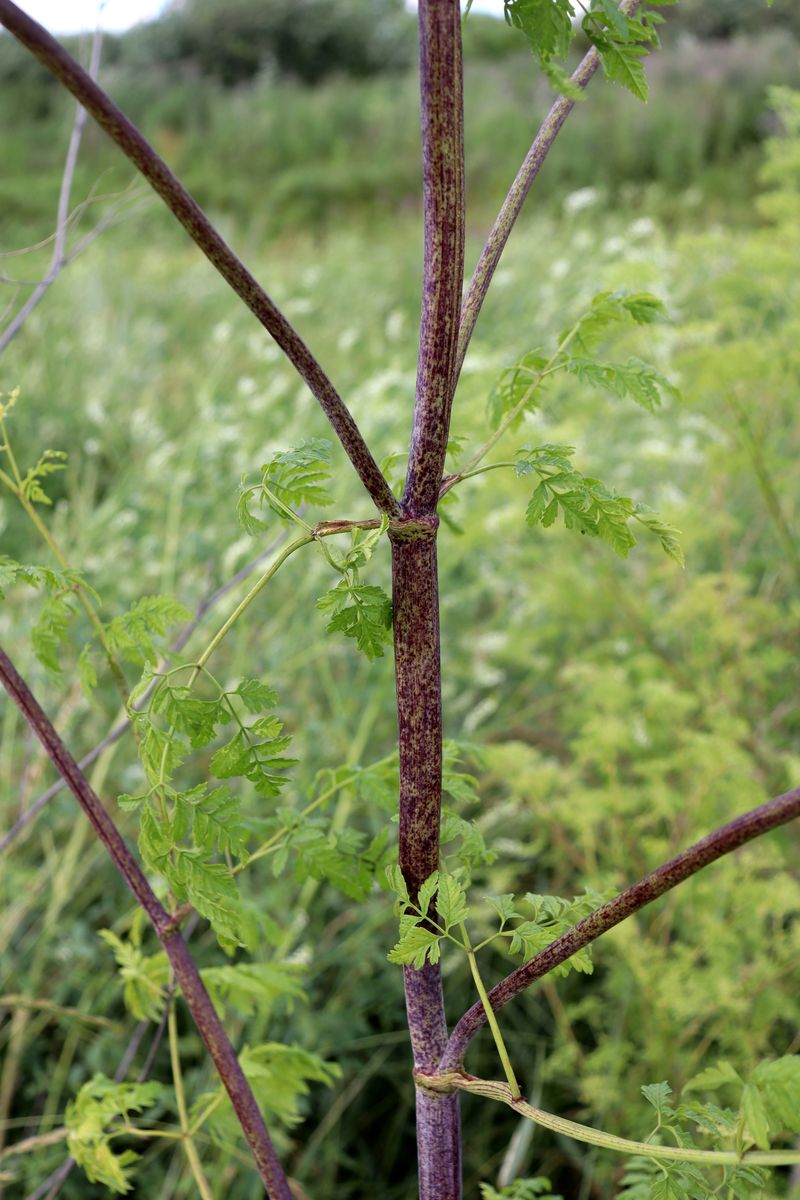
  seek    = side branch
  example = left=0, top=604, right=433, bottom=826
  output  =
left=0, top=0, right=398, bottom=517
left=440, top=785, right=800, bottom=1071
left=403, top=0, right=465, bottom=516
left=454, top=0, right=641, bottom=380
left=0, top=21, right=102, bottom=354
left=0, top=646, right=292, bottom=1200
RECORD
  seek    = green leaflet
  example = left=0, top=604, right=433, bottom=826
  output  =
left=316, top=515, right=392, bottom=660
left=565, top=355, right=679, bottom=412
left=0, top=557, right=84, bottom=599
left=104, top=594, right=191, bottom=665
left=499, top=888, right=615, bottom=978
left=685, top=1054, right=800, bottom=1151
left=387, top=870, right=470, bottom=969
left=487, top=290, right=674, bottom=431
left=210, top=722, right=297, bottom=797
left=192, top=1043, right=340, bottom=1140
left=480, top=1178, right=563, bottom=1200
left=65, top=1075, right=162, bottom=1194
left=19, top=447, right=68, bottom=506
left=174, top=783, right=250, bottom=859
left=201, top=961, right=307, bottom=1017
left=503, top=0, right=583, bottom=98
left=130, top=672, right=293, bottom=945
left=501, top=0, right=670, bottom=102
left=31, top=593, right=77, bottom=675
left=316, top=580, right=393, bottom=659
left=237, top=437, right=333, bottom=531
left=592, top=36, right=649, bottom=102
left=515, top=444, right=683, bottom=564
left=487, top=349, right=548, bottom=431
left=98, top=928, right=169, bottom=1022
left=267, top=803, right=390, bottom=902
left=441, top=809, right=496, bottom=873
left=0, top=557, right=93, bottom=675
left=565, top=290, right=668, bottom=354
left=613, top=1067, right=800, bottom=1197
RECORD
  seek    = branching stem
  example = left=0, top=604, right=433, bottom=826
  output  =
left=440, top=784, right=800, bottom=1071
left=0, top=0, right=398, bottom=516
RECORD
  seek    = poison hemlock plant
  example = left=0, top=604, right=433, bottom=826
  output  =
left=0, top=1, right=797, bottom=1198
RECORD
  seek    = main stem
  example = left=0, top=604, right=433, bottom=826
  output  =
left=392, top=531, right=460, bottom=1200
left=396, top=2, right=465, bottom=1194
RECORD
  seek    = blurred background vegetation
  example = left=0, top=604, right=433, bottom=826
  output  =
left=1, top=0, right=799, bottom=1197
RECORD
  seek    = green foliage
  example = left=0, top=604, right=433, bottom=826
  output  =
left=105, top=594, right=191, bottom=665
left=685, top=1055, right=800, bottom=1151
left=128, top=671, right=296, bottom=946
left=65, top=1076, right=163, bottom=1194
left=564, top=355, right=678, bottom=413
left=237, top=438, right=333, bottom=532
left=614, top=1064, right=800, bottom=1197
left=488, top=349, right=549, bottom=430
left=386, top=869, right=471, bottom=968
left=488, top=290, right=673, bottom=431
left=316, top=518, right=393, bottom=659
left=515, top=445, right=683, bottom=563
left=269, top=803, right=389, bottom=901
left=5, top=53, right=800, bottom=1200
left=0, top=557, right=95, bottom=673
left=18, top=448, right=69, bottom=506
left=316, top=580, right=393, bottom=659
left=502, top=0, right=673, bottom=100
left=481, top=1178, right=563, bottom=1200
left=201, top=961, right=307, bottom=1017
left=193, top=1043, right=340, bottom=1140
left=566, top=290, right=669, bottom=353
left=497, top=888, right=614, bottom=977
left=98, top=927, right=169, bottom=1021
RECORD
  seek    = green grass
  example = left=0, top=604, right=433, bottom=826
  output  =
left=1, top=67, right=800, bottom=1200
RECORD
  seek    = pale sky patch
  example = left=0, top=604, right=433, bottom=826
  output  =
left=13, top=0, right=505, bottom=37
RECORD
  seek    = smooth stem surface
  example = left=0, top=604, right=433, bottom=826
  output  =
left=194, top=534, right=313, bottom=671
left=0, top=646, right=292, bottom=1200
left=168, top=1001, right=214, bottom=1200
left=460, top=924, right=520, bottom=1100
left=440, top=784, right=800, bottom=1072
left=0, top=0, right=398, bottom=517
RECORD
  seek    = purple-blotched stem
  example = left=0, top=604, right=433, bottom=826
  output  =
left=394, top=2, right=465, bottom=1195
left=0, top=0, right=398, bottom=518
left=0, top=646, right=293, bottom=1200
left=392, top=529, right=461, bottom=1198
left=403, top=0, right=466, bottom=516
left=439, top=785, right=800, bottom=1073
